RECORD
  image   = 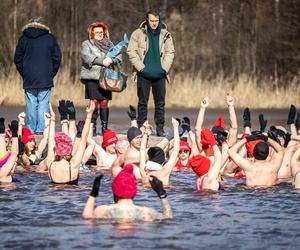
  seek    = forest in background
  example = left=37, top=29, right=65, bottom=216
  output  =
left=0, top=0, right=299, bottom=108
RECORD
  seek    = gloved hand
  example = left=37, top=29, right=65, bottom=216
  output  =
left=201, top=128, right=218, bottom=147
left=267, top=126, right=281, bottom=144
left=243, top=107, right=251, bottom=128
left=18, top=136, right=25, bottom=156
left=127, top=105, right=136, bottom=120
left=58, top=100, right=68, bottom=121
left=246, top=134, right=268, bottom=142
left=66, top=100, right=76, bottom=120
left=216, top=132, right=227, bottom=146
left=165, top=127, right=174, bottom=141
left=8, top=120, right=18, bottom=137
left=76, top=120, right=85, bottom=138
left=296, top=112, right=300, bottom=130
left=181, top=117, right=191, bottom=132
left=149, top=176, right=167, bottom=199
left=284, top=133, right=291, bottom=148
left=90, top=174, right=103, bottom=197
left=0, top=117, right=5, bottom=134
left=259, top=114, right=267, bottom=132
left=287, top=104, right=296, bottom=125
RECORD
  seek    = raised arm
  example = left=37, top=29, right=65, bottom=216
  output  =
left=36, top=112, right=50, bottom=157
left=149, top=176, right=173, bottom=219
left=139, top=121, right=152, bottom=181
left=268, top=137, right=284, bottom=171
left=71, top=101, right=95, bottom=166
left=287, top=105, right=297, bottom=146
left=291, top=146, right=300, bottom=176
left=45, top=104, right=56, bottom=167
left=195, top=96, right=209, bottom=153
left=226, top=94, right=238, bottom=147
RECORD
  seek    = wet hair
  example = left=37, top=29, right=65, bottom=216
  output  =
left=253, top=142, right=269, bottom=160
left=54, top=154, right=72, bottom=162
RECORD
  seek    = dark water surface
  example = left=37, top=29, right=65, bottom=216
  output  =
left=1, top=106, right=299, bottom=250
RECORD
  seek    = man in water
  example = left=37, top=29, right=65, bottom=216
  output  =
left=228, top=134, right=284, bottom=187
left=82, top=164, right=173, bottom=221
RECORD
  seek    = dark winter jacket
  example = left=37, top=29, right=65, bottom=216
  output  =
left=14, top=22, right=62, bottom=89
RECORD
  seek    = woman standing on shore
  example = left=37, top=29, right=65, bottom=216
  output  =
left=80, top=22, right=120, bottom=136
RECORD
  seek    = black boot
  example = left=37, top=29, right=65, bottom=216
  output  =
left=92, top=109, right=99, bottom=137
left=100, top=108, right=109, bottom=135
left=156, top=125, right=165, bottom=137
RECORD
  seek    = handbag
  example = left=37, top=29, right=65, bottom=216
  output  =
left=99, top=67, right=127, bottom=92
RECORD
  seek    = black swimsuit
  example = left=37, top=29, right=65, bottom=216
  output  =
left=49, top=162, right=79, bottom=185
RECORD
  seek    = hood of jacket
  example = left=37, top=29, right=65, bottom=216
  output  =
left=22, top=22, right=51, bottom=38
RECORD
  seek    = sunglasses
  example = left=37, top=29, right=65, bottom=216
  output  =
left=179, top=150, right=189, bottom=154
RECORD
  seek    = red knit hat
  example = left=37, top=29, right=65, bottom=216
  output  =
left=102, top=129, right=118, bottom=148
left=54, top=132, right=73, bottom=157
left=241, top=133, right=263, bottom=158
left=214, top=115, right=226, bottom=130
left=190, top=155, right=211, bottom=177
left=112, top=163, right=137, bottom=199
left=21, top=128, right=35, bottom=144
left=180, top=141, right=190, bottom=151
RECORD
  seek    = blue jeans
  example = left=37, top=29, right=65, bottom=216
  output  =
left=25, top=88, right=51, bottom=133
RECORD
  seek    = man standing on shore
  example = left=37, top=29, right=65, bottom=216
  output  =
left=14, top=17, right=61, bottom=134
left=127, top=9, right=175, bottom=136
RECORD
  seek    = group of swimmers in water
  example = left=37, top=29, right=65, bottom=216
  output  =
left=1, top=94, right=300, bottom=221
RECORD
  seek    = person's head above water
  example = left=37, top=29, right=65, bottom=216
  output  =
left=127, top=127, right=143, bottom=149
left=112, top=163, right=137, bottom=199
left=253, top=141, right=269, bottom=160
left=54, top=132, right=73, bottom=157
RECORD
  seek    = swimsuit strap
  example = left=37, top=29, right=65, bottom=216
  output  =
left=293, top=170, right=299, bottom=189
left=69, top=161, right=72, bottom=182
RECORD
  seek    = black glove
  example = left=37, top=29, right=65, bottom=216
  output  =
left=283, top=133, right=291, bottom=148
left=296, top=112, right=300, bottom=130
left=243, top=107, right=251, bottom=128
left=216, top=132, right=227, bottom=146
left=149, top=176, right=167, bottom=199
left=127, top=105, right=136, bottom=120
left=66, top=100, right=76, bottom=120
left=58, top=100, right=68, bottom=121
left=246, top=134, right=268, bottom=142
left=76, top=120, right=85, bottom=138
left=8, top=120, right=19, bottom=137
left=259, top=114, right=267, bottom=132
left=287, top=104, right=296, bottom=125
left=90, top=174, right=103, bottom=197
left=0, top=117, right=5, bottom=134
left=181, top=117, right=191, bottom=132
left=267, top=126, right=281, bottom=144
left=18, top=136, right=25, bottom=156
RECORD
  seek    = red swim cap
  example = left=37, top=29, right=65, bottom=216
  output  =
left=190, top=155, right=211, bottom=177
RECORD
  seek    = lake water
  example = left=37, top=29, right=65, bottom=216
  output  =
left=1, top=106, right=299, bottom=249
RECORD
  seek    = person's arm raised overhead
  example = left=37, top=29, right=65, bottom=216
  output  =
left=82, top=174, right=103, bottom=219
left=45, top=104, right=56, bottom=167
left=139, top=121, right=152, bottom=183
left=17, top=112, right=26, bottom=137
left=195, top=96, right=209, bottom=153
left=227, top=93, right=238, bottom=147
left=71, top=101, right=95, bottom=167
left=149, top=176, right=173, bottom=219
left=259, top=114, right=268, bottom=133
left=243, top=108, right=252, bottom=135
left=295, top=112, right=300, bottom=135
left=268, top=137, right=284, bottom=171
left=287, top=104, right=297, bottom=146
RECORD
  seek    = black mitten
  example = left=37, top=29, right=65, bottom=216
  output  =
left=296, top=112, right=300, bottom=130
left=76, top=120, right=85, bottom=138
left=127, top=105, right=136, bottom=120
left=90, top=174, right=103, bottom=197
left=246, top=134, right=268, bottom=142
left=0, top=117, right=5, bottom=134
left=149, top=176, right=167, bottom=199
left=8, top=120, right=19, bottom=137
left=287, top=104, right=296, bottom=125
left=58, top=100, right=68, bottom=121
left=259, top=114, right=267, bottom=132
left=66, top=100, right=76, bottom=120
left=243, top=108, right=251, bottom=128
left=181, top=117, right=191, bottom=132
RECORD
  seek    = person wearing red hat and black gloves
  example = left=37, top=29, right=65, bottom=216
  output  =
left=0, top=118, right=19, bottom=183
left=81, top=128, right=121, bottom=170
left=228, top=133, right=284, bottom=187
left=190, top=128, right=222, bottom=191
left=82, top=163, right=173, bottom=221
left=16, top=111, right=49, bottom=170
left=45, top=101, right=95, bottom=184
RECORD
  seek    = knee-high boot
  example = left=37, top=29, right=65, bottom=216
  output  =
left=91, top=109, right=99, bottom=137
left=100, top=108, right=109, bottom=135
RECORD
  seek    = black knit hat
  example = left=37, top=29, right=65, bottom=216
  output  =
left=147, top=146, right=165, bottom=164
left=253, top=142, right=269, bottom=160
left=127, top=127, right=142, bottom=142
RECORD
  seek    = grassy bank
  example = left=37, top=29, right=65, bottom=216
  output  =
left=1, top=67, right=299, bottom=109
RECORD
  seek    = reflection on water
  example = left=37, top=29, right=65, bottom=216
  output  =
left=1, top=171, right=300, bottom=249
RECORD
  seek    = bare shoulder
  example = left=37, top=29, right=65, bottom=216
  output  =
left=94, top=205, right=111, bottom=219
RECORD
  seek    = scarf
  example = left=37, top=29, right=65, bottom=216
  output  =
left=93, top=37, right=114, bottom=54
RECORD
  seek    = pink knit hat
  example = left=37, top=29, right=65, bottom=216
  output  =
left=54, top=132, right=73, bottom=157
left=112, top=163, right=137, bottom=198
